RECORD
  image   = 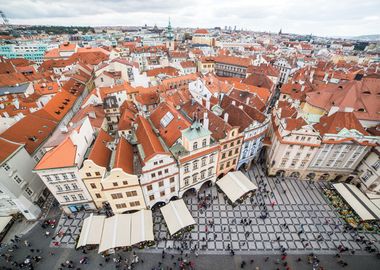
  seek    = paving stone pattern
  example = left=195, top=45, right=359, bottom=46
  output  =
left=150, top=164, right=380, bottom=254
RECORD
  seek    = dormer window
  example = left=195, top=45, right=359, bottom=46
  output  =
left=357, top=108, right=366, bottom=112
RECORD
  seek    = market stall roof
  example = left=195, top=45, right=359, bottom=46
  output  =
left=77, top=214, right=106, bottom=248
left=0, top=216, right=12, bottom=233
left=160, top=199, right=195, bottom=236
left=216, top=171, right=257, bottom=203
left=130, top=210, right=154, bottom=246
left=333, top=183, right=380, bottom=221
left=98, top=210, right=153, bottom=253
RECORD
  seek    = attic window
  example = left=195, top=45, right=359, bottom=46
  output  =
left=358, top=108, right=366, bottom=112
left=362, top=91, right=370, bottom=95
left=338, top=86, right=343, bottom=89
left=55, top=111, right=61, bottom=115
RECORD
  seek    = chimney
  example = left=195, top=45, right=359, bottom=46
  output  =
left=301, top=85, right=305, bottom=92
left=203, top=112, right=209, bottom=130
left=206, top=99, right=210, bottom=110
left=232, top=100, right=236, bottom=106
left=224, top=112, right=229, bottom=122
left=239, top=105, right=243, bottom=110
left=344, top=107, right=354, bottom=112
left=246, top=97, right=250, bottom=105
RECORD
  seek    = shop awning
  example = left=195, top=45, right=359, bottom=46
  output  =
left=98, top=210, right=153, bottom=253
left=333, top=183, right=380, bottom=221
left=77, top=214, right=106, bottom=248
left=216, top=171, right=257, bottom=203
left=160, top=199, right=195, bottom=236
left=0, top=216, right=12, bottom=233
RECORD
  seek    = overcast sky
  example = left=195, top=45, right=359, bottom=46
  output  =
left=3, top=0, right=380, bottom=37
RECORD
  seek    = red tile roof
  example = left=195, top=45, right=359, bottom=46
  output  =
left=114, top=137, right=134, bottom=174
left=150, top=102, right=191, bottom=147
left=0, top=137, right=23, bottom=164
left=135, top=115, right=167, bottom=162
left=215, top=55, right=251, bottom=67
left=146, top=66, right=179, bottom=77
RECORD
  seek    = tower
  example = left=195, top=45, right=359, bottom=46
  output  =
left=166, top=18, right=175, bottom=51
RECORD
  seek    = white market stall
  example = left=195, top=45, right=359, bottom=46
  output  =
left=160, top=199, right=195, bottom=236
left=216, top=171, right=257, bottom=205
left=77, top=214, right=106, bottom=248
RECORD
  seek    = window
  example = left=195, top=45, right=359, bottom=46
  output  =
left=222, top=153, right=226, bottom=159
left=149, top=195, right=155, bottom=201
left=227, top=161, right=230, bottom=167
left=123, top=181, right=128, bottom=185
left=151, top=173, right=156, bottom=178
left=2, top=163, right=10, bottom=171
left=220, top=164, right=224, bottom=170
left=160, top=191, right=165, bottom=196
left=56, top=185, right=63, bottom=191
left=86, top=173, right=91, bottom=177
left=164, top=169, right=169, bottom=174
left=64, top=184, right=70, bottom=190
left=235, top=148, right=239, bottom=154
left=192, top=173, right=198, bottom=183
left=158, top=171, right=162, bottom=176
left=230, top=142, right=234, bottom=147
left=130, top=201, right=140, bottom=207
left=159, top=181, right=164, bottom=187
left=201, top=170, right=206, bottom=179
left=70, top=173, right=76, bottom=179
left=147, top=185, right=152, bottom=191
left=25, top=187, right=33, bottom=196
left=95, top=172, right=101, bottom=176
left=113, top=182, right=118, bottom=187
left=201, top=157, right=206, bottom=167
left=71, top=195, right=77, bottom=201
left=54, top=175, right=60, bottom=181
left=171, top=187, right=175, bottom=193
left=45, top=175, right=52, bottom=182
left=184, top=177, right=190, bottom=186
left=111, top=193, right=123, bottom=199
left=14, top=175, right=23, bottom=184
left=170, top=177, right=175, bottom=183
left=208, top=167, right=213, bottom=176
left=95, top=193, right=102, bottom=199
left=193, top=161, right=198, bottom=170
left=71, top=183, right=78, bottom=190
left=209, top=154, right=215, bottom=163
left=116, top=203, right=127, bottom=209
left=184, top=164, right=189, bottom=173
left=63, top=195, right=70, bottom=202
left=202, top=139, right=207, bottom=147
left=78, top=194, right=85, bottom=200
left=193, top=142, right=198, bottom=150
left=90, top=183, right=97, bottom=189
left=62, top=173, right=68, bottom=180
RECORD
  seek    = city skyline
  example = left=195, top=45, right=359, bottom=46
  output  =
left=3, top=0, right=380, bottom=37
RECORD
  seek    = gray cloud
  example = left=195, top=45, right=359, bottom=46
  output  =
left=2, top=0, right=380, bottom=36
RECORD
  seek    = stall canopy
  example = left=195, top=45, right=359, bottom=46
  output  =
left=333, top=183, right=380, bottom=221
left=160, top=199, right=195, bottom=236
left=216, top=171, right=257, bottom=203
left=98, top=209, right=153, bottom=253
left=0, top=216, right=12, bottom=233
left=77, top=214, right=106, bottom=248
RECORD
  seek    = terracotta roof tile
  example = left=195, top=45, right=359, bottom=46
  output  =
left=114, top=137, right=134, bottom=174
left=0, top=137, right=23, bottom=164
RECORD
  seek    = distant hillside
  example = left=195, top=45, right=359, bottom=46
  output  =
left=351, top=35, right=380, bottom=41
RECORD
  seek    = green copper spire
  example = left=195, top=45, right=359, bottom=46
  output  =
left=167, top=17, right=174, bottom=41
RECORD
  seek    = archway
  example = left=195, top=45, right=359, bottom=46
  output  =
left=319, top=173, right=329, bottom=181
left=169, top=196, right=179, bottom=201
left=217, top=173, right=225, bottom=180
left=306, top=172, right=316, bottom=180
left=151, top=201, right=166, bottom=211
left=276, top=170, right=285, bottom=177
left=199, top=180, right=212, bottom=193
left=290, top=172, right=300, bottom=178
left=182, top=187, right=197, bottom=199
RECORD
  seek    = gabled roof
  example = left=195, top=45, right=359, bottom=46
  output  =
left=114, top=137, right=134, bottom=174
left=0, top=113, right=57, bottom=154
left=0, top=137, right=23, bottom=164
left=146, top=66, right=179, bottom=77
left=214, top=55, right=251, bottom=67
left=150, top=102, right=191, bottom=147
left=135, top=115, right=167, bottom=162
left=88, top=129, right=113, bottom=168
left=229, top=89, right=266, bottom=112
left=34, top=137, right=77, bottom=170
left=314, top=111, right=368, bottom=136
left=243, top=73, right=274, bottom=90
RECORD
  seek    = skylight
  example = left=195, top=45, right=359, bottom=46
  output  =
left=160, top=111, right=174, bottom=128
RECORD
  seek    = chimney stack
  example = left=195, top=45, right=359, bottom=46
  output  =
left=206, top=99, right=210, bottom=110
left=224, top=112, right=229, bottom=123
left=203, top=112, right=209, bottom=130
left=246, top=97, right=250, bottom=105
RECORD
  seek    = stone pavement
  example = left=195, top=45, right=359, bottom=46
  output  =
left=49, top=211, right=89, bottom=248
left=149, top=164, right=380, bottom=254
